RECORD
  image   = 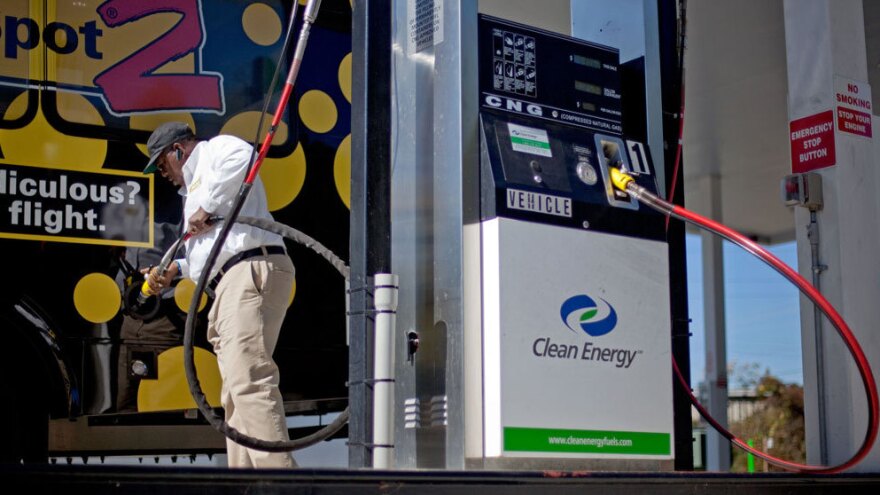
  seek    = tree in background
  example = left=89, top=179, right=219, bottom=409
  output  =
left=730, top=372, right=805, bottom=472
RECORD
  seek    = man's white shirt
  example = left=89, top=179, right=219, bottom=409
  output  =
left=176, top=135, right=284, bottom=282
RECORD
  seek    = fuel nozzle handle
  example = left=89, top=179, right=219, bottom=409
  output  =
left=609, top=167, right=675, bottom=216
left=127, top=234, right=186, bottom=320
left=137, top=234, right=186, bottom=304
left=609, top=166, right=635, bottom=192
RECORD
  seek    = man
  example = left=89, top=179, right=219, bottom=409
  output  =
left=142, top=121, right=296, bottom=468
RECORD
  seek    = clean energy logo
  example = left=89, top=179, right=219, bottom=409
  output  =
left=560, top=294, right=618, bottom=337
left=533, top=294, right=638, bottom=368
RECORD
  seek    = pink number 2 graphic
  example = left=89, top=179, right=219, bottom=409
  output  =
left=94, top=0, right=224, bottom=114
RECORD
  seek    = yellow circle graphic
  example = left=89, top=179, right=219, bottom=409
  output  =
left=259, top=143, right=307, bottom=211
left=0, top=92, right=107, bottom=171
left=334, top=134, right=351, bottom=209
left=298, top=90, right=338, bottom=134
left=137, top=346, right=221, bottom=411
left=73, top=273, right=121, bottom=323
left=130, top=113, right=197, bottom=159
left=338, top=52, right=352, bottom=103
left=222, top=111, right=301, bottom=210
left=288, top=278, right=297, bottom=307
left=242, top=3, right=282, bottom=47
left=174, top=278, right=209, bottom=313
left=220, top=110, right=288, bottom=145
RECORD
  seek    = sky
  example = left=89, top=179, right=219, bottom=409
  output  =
left=685, top=234, right=805, bottom=387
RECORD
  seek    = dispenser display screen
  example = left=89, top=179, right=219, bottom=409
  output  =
left=575, top=80, right=602, bottom=95
left=578, top=101, right=597, bottom=112
left=572, top=53, right=601, bottom=69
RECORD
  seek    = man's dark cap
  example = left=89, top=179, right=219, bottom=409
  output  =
left=143, top=122, right=194, bottom=173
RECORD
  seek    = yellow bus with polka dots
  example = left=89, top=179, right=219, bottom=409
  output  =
left=0, top=0, right=351, bottom=462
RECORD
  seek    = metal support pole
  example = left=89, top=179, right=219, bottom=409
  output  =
left=784, top=0, right=880, bottom=471
left=656, top=0, right=693, bottom=471
left=350, top=0, right=392, bottom=469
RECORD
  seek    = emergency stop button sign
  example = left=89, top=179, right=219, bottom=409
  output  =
left=789, top=110, right=836, bottom=173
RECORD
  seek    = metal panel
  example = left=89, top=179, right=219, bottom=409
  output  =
left=390, top=0, right=479, bottom=469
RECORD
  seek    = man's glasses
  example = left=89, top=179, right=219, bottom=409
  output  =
left=156, top=146, right=175, bottom=172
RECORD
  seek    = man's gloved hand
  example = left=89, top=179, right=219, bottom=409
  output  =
left=143, top=261, right=179, bottom=295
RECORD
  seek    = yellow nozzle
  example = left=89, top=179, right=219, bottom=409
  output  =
left=141, top=279, right=152, bottom=297
left=609, top=167, right=634, bottom=191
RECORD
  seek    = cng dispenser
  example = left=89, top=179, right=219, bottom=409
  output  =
left=461, top=15, right=674, bottom=469
left=372, top=0, right=683, bottom=469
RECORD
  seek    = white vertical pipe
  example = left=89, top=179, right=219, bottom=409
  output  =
left=372, top=273, right=399, bottom=469
left=697, top=174, right=730, bottom=472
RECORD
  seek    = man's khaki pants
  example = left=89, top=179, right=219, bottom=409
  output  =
left=207, top=253, right=296, bottom=468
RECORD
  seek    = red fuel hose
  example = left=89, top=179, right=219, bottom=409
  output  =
left=612, top=169, right=879, bottom=473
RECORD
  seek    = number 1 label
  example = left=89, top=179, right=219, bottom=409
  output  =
left=626, top=140, right=650, bottom=175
